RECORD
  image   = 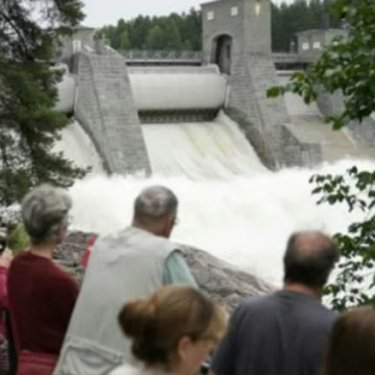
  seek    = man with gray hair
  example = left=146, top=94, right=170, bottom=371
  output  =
left=8, top=184, right=79, bottom=374
left=54, top=185, right=197, bottom=375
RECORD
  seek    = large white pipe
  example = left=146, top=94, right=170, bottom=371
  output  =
left=129, top=67, right=227, bottom=111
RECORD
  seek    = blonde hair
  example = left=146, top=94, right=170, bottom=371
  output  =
left=118, top=285, right=227, bottom=366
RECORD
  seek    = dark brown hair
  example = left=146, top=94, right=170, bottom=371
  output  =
left=323, top=305, right=375, bottom=375
left=118, top=285, right=227, bottom=367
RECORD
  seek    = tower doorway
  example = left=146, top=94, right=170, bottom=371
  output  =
left=213, top=35, right=233, bottom=75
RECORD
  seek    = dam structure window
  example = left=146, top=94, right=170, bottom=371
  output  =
left=231, top=6, right=239, bottom=16
left=207, top=11, right=215, bottom=21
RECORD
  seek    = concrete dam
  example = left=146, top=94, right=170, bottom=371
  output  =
left=56, top=53, right=373, bottom=179
left=55, top=0, right=375, bottom=179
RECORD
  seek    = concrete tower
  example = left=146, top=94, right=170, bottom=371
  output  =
left=202, top=0, right=271, bottom=65
left=202, top=0, right=320, bottom=168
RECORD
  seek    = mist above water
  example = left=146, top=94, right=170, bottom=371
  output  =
left=69, top=159, right=374, bottom=286
left=55, top=114, right=374, bottom=285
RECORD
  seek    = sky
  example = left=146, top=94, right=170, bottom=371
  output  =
left=83, top=0, right=292, bottom=27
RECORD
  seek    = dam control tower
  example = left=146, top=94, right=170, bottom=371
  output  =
left=201, top=0, right=320, bottom=168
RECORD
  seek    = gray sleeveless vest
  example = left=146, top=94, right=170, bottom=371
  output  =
left=54, top=226, right=176, bottom=375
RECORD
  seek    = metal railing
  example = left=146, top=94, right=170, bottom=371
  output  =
left=121, top=50, right=203, bottom=64
left=272, top=52, right=299, bottom=63
left=120, top=50, right=316, bottom=66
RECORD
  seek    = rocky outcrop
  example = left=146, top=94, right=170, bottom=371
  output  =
left=57, top=232, right=274, bottom=312
left=179, top=245, right=274, bottom=312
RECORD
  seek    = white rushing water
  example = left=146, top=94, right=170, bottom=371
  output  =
left=54, top=120, right=105, bottom=174
left=55, top=118, right=375, bottom=286
left=68, top=159, right=375, bottom=286
left=142, top=112, right=266, bottom=179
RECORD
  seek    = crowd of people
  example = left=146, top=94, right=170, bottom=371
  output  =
left=0, top=183, right=374, bottom=375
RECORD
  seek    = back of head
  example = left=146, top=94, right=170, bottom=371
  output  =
left=283, top=231, right=339, bottom=289
left=133, top=186, right=178, bottom=224
left=21, top=184, right=72, bottom=245
left=118, top=285, right=227, bottom=368
left=323, top=306, right=375, bottom=375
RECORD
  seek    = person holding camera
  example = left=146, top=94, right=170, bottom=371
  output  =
left=0, top=220, right=13, bottom=372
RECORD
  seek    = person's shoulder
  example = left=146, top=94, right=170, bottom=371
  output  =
left=9, top=251, right=35, bottom=273
left=109, top=364, right=142, bottom=375
left=50, top=264, right=77, bottom=285
left=242, top=292, right=279, bottom=309
left=32, top=259, right=78, bottom=292
left=288, top=293, right=337, bottom=328
left=11, top=250, right=28, bottom=263
left=309, top=301, right=337, bottom=322
left=233, top=293, right=277, bottom=319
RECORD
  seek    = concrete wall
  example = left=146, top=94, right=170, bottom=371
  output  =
left=74, top=50, right=151, bottom=175
left=317, top=90, right=375, bottom=147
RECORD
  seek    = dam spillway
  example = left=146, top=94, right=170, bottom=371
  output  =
left=142, top=112, right=266, bottom=180
left=56, top=57, right=375, bottom=180
left=127, top=66, right=266, bottom=179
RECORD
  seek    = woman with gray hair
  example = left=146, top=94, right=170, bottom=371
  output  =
left=8, top=184, right=79, bottom=375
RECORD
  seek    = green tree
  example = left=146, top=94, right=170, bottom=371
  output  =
left=0, top=0, right=87, bottom=206
left=268, top=0, right=375, bottom=309
left=181, top=8, right=202, bottom=51
left=145, top=25, right=165, bottom=50
left=129, top=15, right=151, bottom=49
left=163, top=19, right=183, bottom=50
left=97, top=8, right=202, bottom=52
left=120, top=30, right=131, bottom=50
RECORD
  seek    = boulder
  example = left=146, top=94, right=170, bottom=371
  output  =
left=180, top=245, right=274, bottom=312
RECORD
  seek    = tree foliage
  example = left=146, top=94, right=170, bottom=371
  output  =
left=311, top=168, right=375, bottom=309
left=97, top=1, right=339, bottom=53
left=97, top=9, right=202, bottom=51
left=0, top=0, right=87, bottom=206
left=269, top=0, right=375, bottom=309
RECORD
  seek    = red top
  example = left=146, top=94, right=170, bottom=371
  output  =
left=80, top=236, right=96, bottom=269
left=8, top=252, right=79, bottom=355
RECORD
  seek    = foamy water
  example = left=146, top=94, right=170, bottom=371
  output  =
left=69, top=159, right=375, bottom=286
left=54, top=118, right=374, bottom=286
left=142, top=112, right=266, bottom=179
